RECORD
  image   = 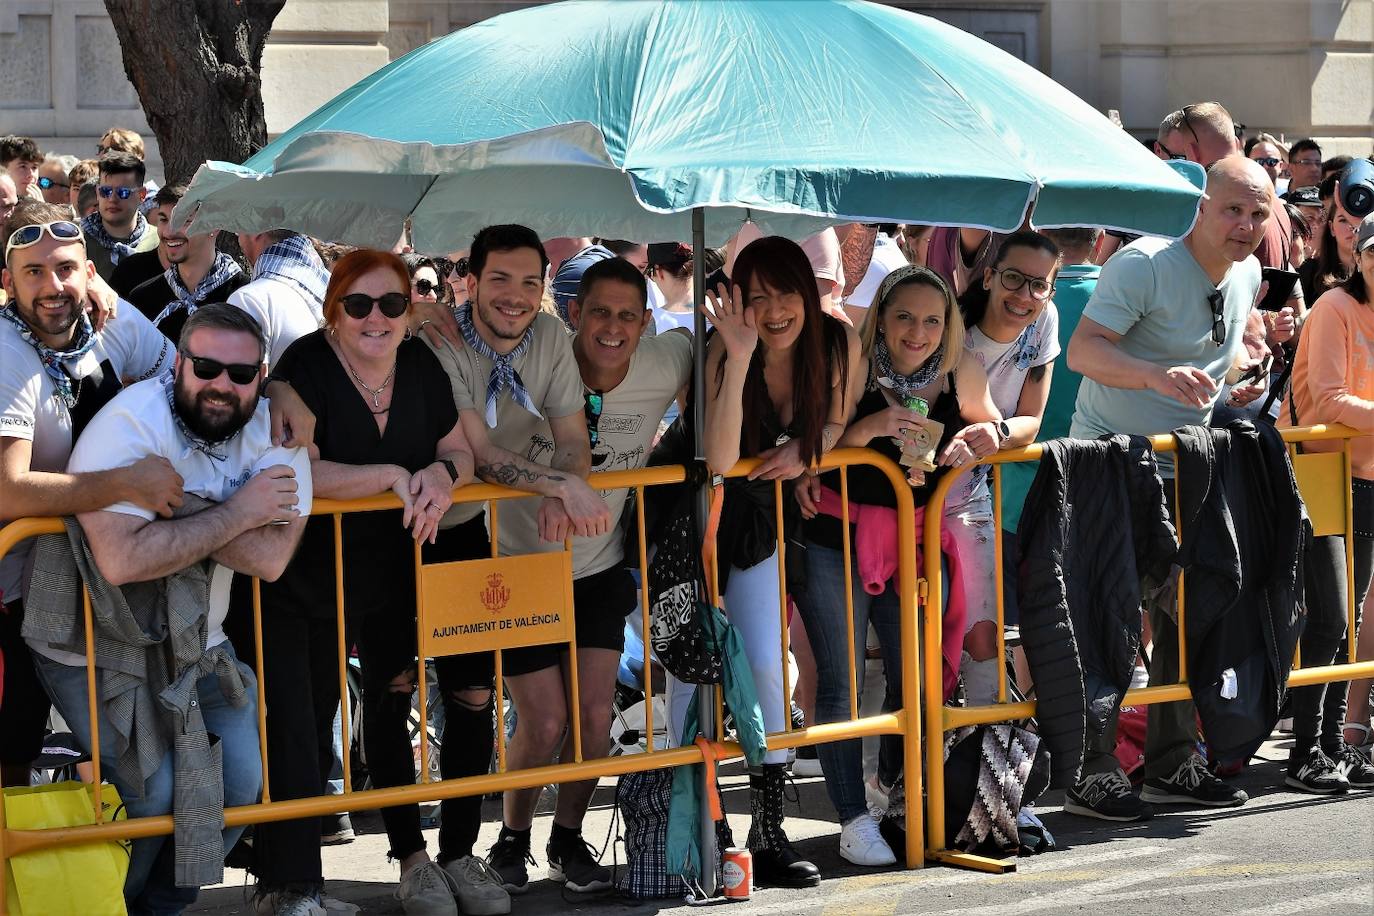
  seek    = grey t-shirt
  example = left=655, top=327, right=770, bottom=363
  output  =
left=1070, top=236, right=1259, bottom=476
left=0, top=303, right=174, bottom=600
left=426, top=311, right=585, bottom=526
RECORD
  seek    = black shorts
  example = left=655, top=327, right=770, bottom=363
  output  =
left=502, top=564, right=638, bottom=678
left=0, top=600, right=52, bottom=767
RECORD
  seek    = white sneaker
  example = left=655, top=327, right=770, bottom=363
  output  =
left=397, top=861, right=460, bottom=916
left=254, top=890, right=326, bottom=916
left=442, top=855, right=512, bottom=915
left=839, top=813, right=896, bottom=866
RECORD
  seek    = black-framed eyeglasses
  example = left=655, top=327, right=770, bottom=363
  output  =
left=97, top=185, right=135, bottom=200
left=992, top=267, right=1055, bottom=300
left=340, top=292, right=409, bottom=319
left=182, top=352, right=260, bottom=386
left=1207, top=290, right=1226, bottom=347
left=1291, top=158, right=1322, bottom=167
left=1158, top=142, right=1188, bottom=161
left=584, top=390, right=604, bottom=447
left=413, top=277, right=446, bottom=300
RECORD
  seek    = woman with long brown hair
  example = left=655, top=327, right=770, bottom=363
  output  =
left=666, top=235, right=859, bottom=889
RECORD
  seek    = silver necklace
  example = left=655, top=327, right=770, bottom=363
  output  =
left=340, top=350, right=397, bottom=412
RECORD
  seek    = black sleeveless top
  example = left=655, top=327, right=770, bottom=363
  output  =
left=804, top=374, right=962, bottom=550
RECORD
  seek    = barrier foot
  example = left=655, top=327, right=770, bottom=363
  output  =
left=927, top=849, right=1016, bottom=873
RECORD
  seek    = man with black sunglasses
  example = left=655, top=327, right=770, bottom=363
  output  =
left=80, top=151, right=159, bottom=281
left=27, top=303, right=310, bottom=913
left=1064, top=155, right=1274, bottom=822
left=0, top=201, right=179, bottom=789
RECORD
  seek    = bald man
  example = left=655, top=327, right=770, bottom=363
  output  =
left=1061, top=156, right=1289, bottom=822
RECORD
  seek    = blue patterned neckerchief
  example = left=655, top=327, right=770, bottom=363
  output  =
left=252, top=234, right=329, bottom=307
left=0, top=306, right=96, bottom=408
left=455, top=303, right=540, bottom=428
left=154, top=252, right=244, bottom=327
left=80, top=211, right=148, bottom=265
left=163, top=373, right=228, bottom=461
left=871, top=334, right=944, bottom=399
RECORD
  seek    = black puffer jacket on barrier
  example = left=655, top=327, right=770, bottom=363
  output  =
left=1016, top=435, right=1177, bottom=789
left=1172, top=421, right=1307, bottom=767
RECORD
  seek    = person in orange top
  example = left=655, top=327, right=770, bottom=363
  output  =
left=1279, top=212, right=1374, bottom=793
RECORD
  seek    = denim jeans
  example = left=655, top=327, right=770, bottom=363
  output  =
left=33, top=644, right=262, bottom=916
left=794, top=542, right=906, bottom=823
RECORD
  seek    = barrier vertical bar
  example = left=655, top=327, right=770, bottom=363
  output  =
left=333, top=515, right=350, bottom=794
left=84, top=587, right=102, bottom=821
left=253, top=575, right=271, bottom=801
left=491, top=501, right=506, bottom=773
left=1173, top=470, right=1187, bottom=681
left=565, top=539, right=583, bottom=763
left=1346, top=438, right=1357, bottom=664
left=840, top=465, right=859, bottom=721
left=776, top=478, right=792, bottom=741
left=415, top=540, right=430, bottom=784
left=993, top=464, right=1007, bottom=704
left=922, top=468, right=950, bottom=863
left=635, top=485, right=654, bottom=752
left=889, top=466, right=924, bottom=870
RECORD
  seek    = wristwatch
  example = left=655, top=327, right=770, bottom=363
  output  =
left=438, top=458, right=459, bottom=485
left=995, top=420, right=1012, bottom=447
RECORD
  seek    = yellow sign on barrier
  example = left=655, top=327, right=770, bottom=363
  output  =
left=419, top=551, right=574, bottom=656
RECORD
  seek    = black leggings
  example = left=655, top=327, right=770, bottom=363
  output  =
left=1290, top=532, right=1374, bottom=745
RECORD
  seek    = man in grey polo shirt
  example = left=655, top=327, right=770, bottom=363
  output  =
left=1065, top=155, right=1291, bottom=821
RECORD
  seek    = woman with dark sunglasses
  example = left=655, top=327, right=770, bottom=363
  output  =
left=950, top=231, right=1061, bottom=704
left=250, top=249, right=497, bottom=916
left=402, top=253, right=448, bottom=308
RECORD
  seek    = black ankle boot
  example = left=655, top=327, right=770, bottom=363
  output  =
left=746, top=764, right=821, bottom=888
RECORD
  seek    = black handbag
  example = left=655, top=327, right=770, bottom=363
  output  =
left=645, top=489, right=725, bottom=685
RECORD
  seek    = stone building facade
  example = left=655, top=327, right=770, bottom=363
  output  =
left=2, top=0, right=1369, bottom=185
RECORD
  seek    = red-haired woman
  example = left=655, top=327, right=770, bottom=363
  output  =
left=252, top=249, right=498, bottom=916
left=666, top=235, right=860, bottom=889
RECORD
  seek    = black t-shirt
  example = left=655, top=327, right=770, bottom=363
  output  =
left=125, top=269, right=251, bottom=343
left=805, top=375, right=962, bottom=550
left=109, top=249, right=166, bottom=301
left=262, top=330, right=460, bottom=618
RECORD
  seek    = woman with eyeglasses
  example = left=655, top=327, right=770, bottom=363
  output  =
left=686, top=235, right=861, bottom=890
left=793, top=265, right=1002, bottom=866
left=251, top=249, right=497, bottom=915
left=950, top=230, right=1061, bottom=704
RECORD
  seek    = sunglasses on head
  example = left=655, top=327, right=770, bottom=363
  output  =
left=992, top=267, right=1055, bottom=300
left=1207, top=290, right=1226, bottom=347
left=5, top=220, right=84, bottom=260
left=37, top=176, right=69, bottom=190
left=585, top=390, right=604, bottom=447
left=97, top=185, right=136, bottom=200
left=340, top=292, right=409, bottom=320
left=182, top=352, right=260, bottom=386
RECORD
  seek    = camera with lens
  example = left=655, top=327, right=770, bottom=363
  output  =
left=1340, top=157, right=1374, bottom=219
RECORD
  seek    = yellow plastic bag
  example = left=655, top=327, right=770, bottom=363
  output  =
left=3, top=781, right=130, bottom=915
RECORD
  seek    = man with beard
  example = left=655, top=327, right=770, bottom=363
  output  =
left=0, top=200, right=178, bottom=788
left=81, top=151, right=159, bottom=281
left=420, top=223, right=612, bottom=896
left=117, top=185, right=248, bottom=341
left=25, top=303, right=310, bottom=913
left=490, top=255, right=691, bottom=893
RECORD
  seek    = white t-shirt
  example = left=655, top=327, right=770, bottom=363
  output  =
left=0, top=304, right=174, bottom=602
left=29, top=377, right=313, bottom=666
left=228, top=276, right=323, bottom=368
left=843, top=233, right=910, bottom=311
left=426, top=311, right=586, bottom=526
left=498, top=330, right=693, bottom=578
left=964, top=303, right=1061, bottom=420
left=653, top=307, right=696, bottom=335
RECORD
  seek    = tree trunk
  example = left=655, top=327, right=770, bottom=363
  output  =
left=103, top=0, right=287, bottom=186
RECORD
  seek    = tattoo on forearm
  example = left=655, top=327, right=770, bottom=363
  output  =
left=823, top=425, right=837, bottom=451
left=476, top=461, right=566, bottom=487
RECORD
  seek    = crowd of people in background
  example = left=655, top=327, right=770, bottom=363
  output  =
left=1, top=100, right=1372, bottom=916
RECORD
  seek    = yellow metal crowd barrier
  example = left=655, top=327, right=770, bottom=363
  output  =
left=920, top=423, right=1373, bottom=874
left=0, top=448, right=925, bottom=912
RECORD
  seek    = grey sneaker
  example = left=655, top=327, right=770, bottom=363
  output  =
left=1141, top=754, right=1247, bottom=807
left=396, top=861, right=460, bottom=916
left=442, top=855, right=512, bottom=915
left=254, top=890, right=326, bottom=916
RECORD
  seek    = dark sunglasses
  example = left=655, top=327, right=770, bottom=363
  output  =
left=182, top=352, right=260, bottom=386
left=1252, top=157, right=1281, bottom=168
left=585, top=390, right=604, bottom=447
left=413, top=277, right=446, bottom=299
left=435, top=256, right=469, bottom=279
left=37, top=176, right=69, bottom=190
left=97, top=185, right=136, bottom=200
left=1207, top=290, right=1226, bottom=347
left=992, top=267, right=1054, bottom=301
left=340, top=292, right=409, bottom=320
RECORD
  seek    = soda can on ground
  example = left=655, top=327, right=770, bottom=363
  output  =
left=722, top=847, right=752, bottom=900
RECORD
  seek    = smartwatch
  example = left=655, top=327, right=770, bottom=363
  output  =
left=995, top=420, right=1012, bottom=447
left=438, top=458, right=459, bottom=485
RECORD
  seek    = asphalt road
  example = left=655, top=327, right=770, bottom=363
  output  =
left=192, top=734, right=1373, bottom=916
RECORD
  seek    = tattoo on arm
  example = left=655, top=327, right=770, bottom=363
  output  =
left=823, top=424, right=839, bottom=452
left=476, top=461, right=566, bottom=487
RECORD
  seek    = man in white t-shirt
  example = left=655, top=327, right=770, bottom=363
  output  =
left=27, top=303, right=310, bottom=913
left=495, top=256, right=691, bottom=893
left=0, top=201, right=181, bottom=788
left=229, top=229, right=327, bottom=366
